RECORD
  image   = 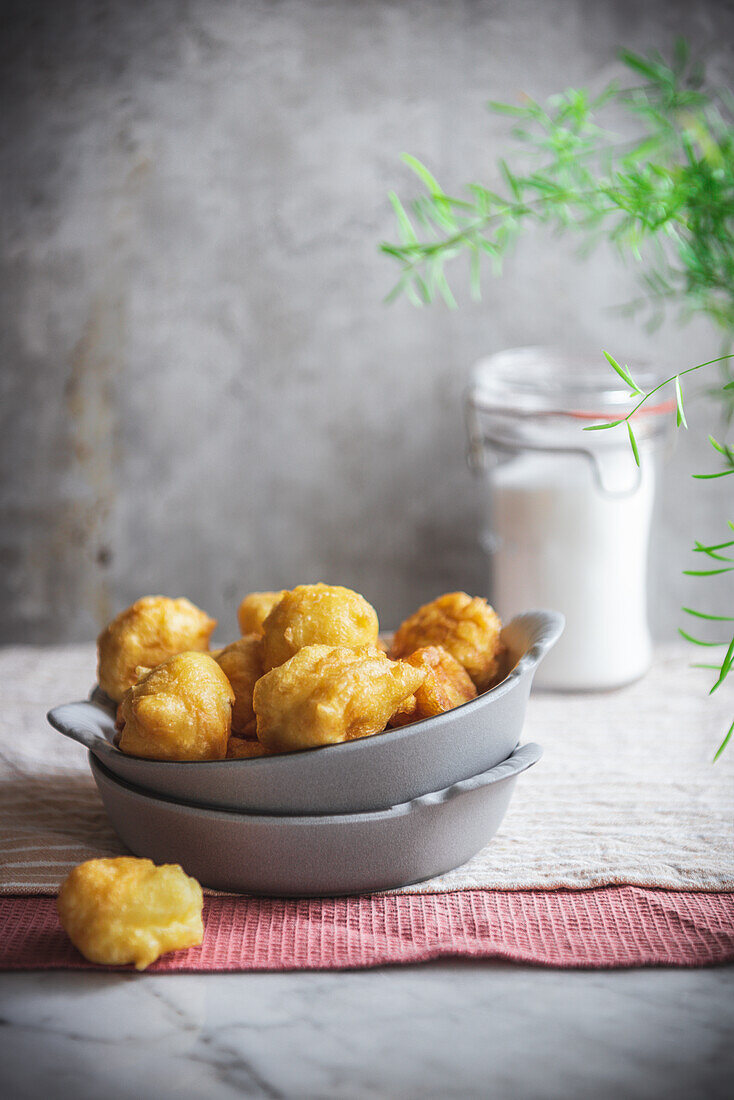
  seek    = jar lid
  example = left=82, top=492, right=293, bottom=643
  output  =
left=470, top=346, right=673, bottom=420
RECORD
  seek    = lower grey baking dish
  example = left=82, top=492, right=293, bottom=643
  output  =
left=49, top=610, right=562, bottom=815
left=90, top=742, right=542, bottom=896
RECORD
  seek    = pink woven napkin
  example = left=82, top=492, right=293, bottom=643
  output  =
left=3, top=887, right=733, bottom=971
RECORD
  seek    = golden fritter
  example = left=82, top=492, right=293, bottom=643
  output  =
left=390, top=592, right=503, bottom=692
left=214, top=635, right=263, bottom=736
left=57, top=857, right=204, bottom=970
left=388, top=645, right=477, bottom=727
left=253, top=644, right=425, bottom=753
left=226, top=736, right=272, bottom=759
left=97, top=596, right=216, bottom=702
left=237, top=590, right=288, bottom=636
left=261, top=583, right=379, bottom=672
left=116, top=652, right=234, bottom=761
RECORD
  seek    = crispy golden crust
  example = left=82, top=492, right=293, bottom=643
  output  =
left=225, top=736, right=273, bottom=759
left=390, top=592, right=503, bottom=692
left=260, top=583, right=379, bottom=672
left=237, top=591, right=288, bottom=636
left=253, top=644, right=425, bottom=753
left=388, top=645, right=477, bottom=727
left=97, top=596, right=216, bottom=702
left=57, top=857, right=203, bottom=970
left=116, top=652, right=234, bottom=761
left=214, top=635, right=263, bottom=735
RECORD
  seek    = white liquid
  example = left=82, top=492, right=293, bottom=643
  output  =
left=488, top=453, right=655, bottom=690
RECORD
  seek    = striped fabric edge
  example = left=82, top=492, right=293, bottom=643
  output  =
left=2, top=887, right=733, bottom=971
left=3, top=875, right=734, bottom=896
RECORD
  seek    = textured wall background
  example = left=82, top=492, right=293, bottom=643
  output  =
left=1, top=0, right=732, bottom=643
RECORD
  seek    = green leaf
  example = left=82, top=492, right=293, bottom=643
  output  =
left=682, top=607, right=734, bottom=622
left=723, top=381, right=734, bottom=391
left=693, top=542, right=733, bottom=562
left=401, top=154, right=444, bottom=197
left=678, top=629, right=727, bottom=647
left=583, top=420, right=622, bottom=431
left=621, top=135, right=663, bottom=165
left=683, top=567, right=734, bottom=576
left=693, top=539, right=734, bottom=554
left=675, top=375, right=688, bottom=428
left=414, top=274, right=431, bottom=304
left=709, top=436, right=730, bottom=455
left=627, top=420, right=640, bottom=466
left=693, top=469, right=734, bottom=480
left=383, top=275, right=411, bottom=304
left=673, top=37, right=689, bottom=73
left=603, top=350, right=638, bottom=391
left=487, top=100, right=533, bottom=118
left=380, top=243, right=409, bottom=260
left=499, top=159, right=522, bottom=201
left=469, top=250, right=482, bottom=301
left=431, top=262, right=458, bottom=309
left=710, top=636, right=734, bottom=694
left=403, top=282, right=426, bottom=308
left=618, top=49, right=664, bottom=84
left=713, top=719, right=734, bottom=762
left=388, top=192, right=418, bottom=245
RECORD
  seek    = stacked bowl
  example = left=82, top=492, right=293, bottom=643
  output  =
left=48, top=610, right=562, bottom=896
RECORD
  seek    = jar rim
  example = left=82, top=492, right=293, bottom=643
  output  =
left=470, top=346, right=674, bottom=418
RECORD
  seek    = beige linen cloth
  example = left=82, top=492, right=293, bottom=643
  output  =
left=1, top=643, right=732, bottom=895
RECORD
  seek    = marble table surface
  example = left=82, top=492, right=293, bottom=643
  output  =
left=1, top=962, right=732, bottom=1099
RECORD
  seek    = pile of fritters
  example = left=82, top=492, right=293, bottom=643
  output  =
left=98, top=584, right=505, bottom=761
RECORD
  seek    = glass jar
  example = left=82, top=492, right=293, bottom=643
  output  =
left=466, top=347, right=672, bottom=690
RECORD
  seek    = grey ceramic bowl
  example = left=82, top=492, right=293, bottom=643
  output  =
left=48, top=609, right=562, bottom=815
left=89, top=742, right=542, bottom=896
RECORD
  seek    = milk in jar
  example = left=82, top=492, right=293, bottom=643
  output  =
left=466, top=348, right=670, bottom=690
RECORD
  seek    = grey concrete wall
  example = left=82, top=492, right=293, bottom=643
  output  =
left=1, top=0, right=732, bottom=643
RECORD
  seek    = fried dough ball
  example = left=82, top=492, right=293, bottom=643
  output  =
left=237, top=590, right=288, bottom=636
left=391, top=592, right=503, bottom=692
left=97, top=596, right=216, bottom=702
left=214, top=635, right=263, bottom=736
left=389, top=645, right=478, bottom=728
left=261, top=583, right=379, bottom=672
left=253, top=644, right=426, bottom=753
left=116, top=652, right=234, bottom=761
left=226, top=736, right=272, bottom=759
left=57, top=857, right=204, bottom=970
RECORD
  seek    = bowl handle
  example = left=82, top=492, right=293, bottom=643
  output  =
left=503, top=609, right=565, bottom=673
left=415, top=742, right=543, bottom=805
left=47, top=701, right=117, bottom=753
left=457, top=741, right=543, bottom=789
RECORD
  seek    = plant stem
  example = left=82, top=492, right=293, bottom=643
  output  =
left=620, top=355, right=734, bottom=422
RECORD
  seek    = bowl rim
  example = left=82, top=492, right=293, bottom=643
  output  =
left=89, top=741, right=543, bottom=825
left=48, top=609, right=563, bottom=769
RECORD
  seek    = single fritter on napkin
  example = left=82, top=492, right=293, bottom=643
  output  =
left=57, top=857, right=204, bottom=970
